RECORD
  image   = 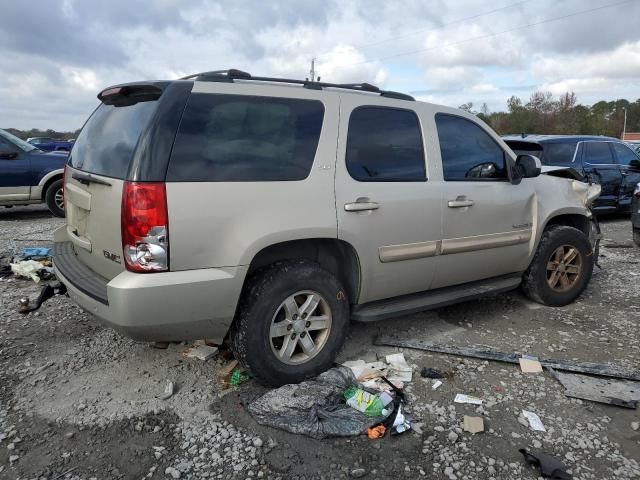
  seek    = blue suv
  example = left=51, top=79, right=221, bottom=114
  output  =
left=504, top=135, right=640, bottom=214
left=0, top=128, right=68, bottom=217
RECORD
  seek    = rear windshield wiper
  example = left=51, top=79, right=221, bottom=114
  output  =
left=72, top=171, right=112, bottom=187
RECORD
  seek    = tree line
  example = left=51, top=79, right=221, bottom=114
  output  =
left=3, top=127, right=80, bottom=141
left=460, top=92, right=640, bottom=138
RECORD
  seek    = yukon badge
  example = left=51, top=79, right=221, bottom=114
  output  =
left=103, top=250, right=122, bottom=264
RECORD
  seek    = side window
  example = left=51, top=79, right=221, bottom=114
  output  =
left=0, top=138, right=14, bottom=155
left=168, top=94, right=324, bottom=182
left=611, top=142, right=640, bottom=166
left=346, top=107, right=426, bottom=182
left=435, top=113, right=508, bottom=181
left=583, top=142, right=614, bottom=165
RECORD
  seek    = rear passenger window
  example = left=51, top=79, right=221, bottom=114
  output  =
left=167, top=94, right=324, bottom=182
left=435, top=113, right=508, bottom=181
left=346, top=107, right=426, bottom=182
left=583, top=142, right=614, bottom=165
left=611, top=142, right=640, bottom=166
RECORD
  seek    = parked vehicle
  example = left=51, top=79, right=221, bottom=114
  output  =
left=504, top=135, right=640, bottom=214
left=633, top=182, right=640, bottom=246
left=27, top=137, right=74, bottom=152
left=0, top=128, right=67, bottom=216
left=54, top=70, right=600, bottom=386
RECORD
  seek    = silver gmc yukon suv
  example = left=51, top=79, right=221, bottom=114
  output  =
left=54, top=69, right=601, bottom=386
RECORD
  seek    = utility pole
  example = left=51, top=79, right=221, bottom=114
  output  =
left=622, top=106, right=627, bottom=140
left=309, top=58, right=316, bottom=82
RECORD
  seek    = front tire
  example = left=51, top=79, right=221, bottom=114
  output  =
left=230, top=261, right=350, bottom=386
left=45, top=179, right=65, bottom=217
left=522, top=226, right=594, bottom=306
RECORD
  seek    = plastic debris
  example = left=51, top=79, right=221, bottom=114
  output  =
left=390, top=404, right=411, bottom=435
left=229, top=368, right=250, bottom=387
left=182, top=344, right=219, bottom=361
left=463, top=416, right=484, bottom=434
left=523, top=410, right=546, bottom=432
left=158, top=381, right=174, bottom=400
left=432, top=380, right=443, bottom=390
left=247, top=367, right=388, bottom=439
left=344, top=387, right=393, bottom=417
left=519, top=448, right=572, bottom=479
left=21, top=247, right=52, bottom=258
left=519, top=355, right=543, bottom=373
left=10, top=260, right=44, bottom=283
left=454, top=393, right=482, bottom=405
left=342, top=355, right=411, bottom=391
left=367, top=424, right=386, bottom=439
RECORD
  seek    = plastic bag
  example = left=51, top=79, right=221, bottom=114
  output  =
left=247, top=367, right=387, bottom=439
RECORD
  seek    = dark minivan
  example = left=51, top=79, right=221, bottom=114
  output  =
left=504, top=135, right=640, bottom=214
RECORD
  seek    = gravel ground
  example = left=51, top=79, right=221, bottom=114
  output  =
left=0, top=204, right=639, bottom=480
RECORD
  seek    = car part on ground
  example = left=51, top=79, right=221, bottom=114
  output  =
left=373, top=337, right=640, bottom=382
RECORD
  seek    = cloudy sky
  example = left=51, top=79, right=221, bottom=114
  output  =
left=2, top=0, right=639, bottom=130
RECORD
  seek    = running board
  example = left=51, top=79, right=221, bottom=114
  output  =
left=351, top=274, right=522, bottom=323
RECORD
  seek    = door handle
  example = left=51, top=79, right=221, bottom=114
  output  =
left=448, top=196, right=474, bottom=208
left=344, top=201, right=380, bottom=212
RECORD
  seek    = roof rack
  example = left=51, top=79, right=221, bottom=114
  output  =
left=179, top=69, right=415, bottom=101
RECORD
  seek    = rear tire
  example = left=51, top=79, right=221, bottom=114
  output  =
left=522, top=226, right=594, bottom=306
left=634, top=229, right=640, bottom=247
left=45, top=179, right=65, bottom=218
left=230, top=261, right=350, bottom=386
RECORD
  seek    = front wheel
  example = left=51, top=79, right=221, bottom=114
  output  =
left=522, top=226, right=594, bottom=307
left=45, top=179, right=65, bottom=217
left=230, top=261, right=350, bottom=386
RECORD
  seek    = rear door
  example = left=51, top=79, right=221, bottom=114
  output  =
left=335, top=100, right=442, bottom=303
left=580, top=141, right=622, bottom=212
left=64, top=92, right=164, bottom=279
left=610, top=141, right=640, bottom=212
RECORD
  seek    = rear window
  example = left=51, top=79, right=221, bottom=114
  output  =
left=167, top=93, right=324, bottom=182
left=70, top=101, right=158, bottom=178
left=506, top=140, right=577, bottom=165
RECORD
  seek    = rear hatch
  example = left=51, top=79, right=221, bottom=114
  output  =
left=505, top=140, right=578, bottom=167
left=64, top=83, right=177, bottom=280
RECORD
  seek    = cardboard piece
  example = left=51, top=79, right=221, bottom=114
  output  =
left=463, top=416, right=484, bottom=434
left=519, top=355, right=543, bottom=373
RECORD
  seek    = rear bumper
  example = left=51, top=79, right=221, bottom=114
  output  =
left=53, top=239, right=247, bottom=343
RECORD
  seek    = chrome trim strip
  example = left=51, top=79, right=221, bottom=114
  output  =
left=441, top=229, right=532, bottom=254
left=379, top=240, right=440, bottom=263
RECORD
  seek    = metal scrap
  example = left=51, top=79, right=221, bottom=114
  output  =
left=548, top=368, right=640, bottom=409
left=374, top=336, right=640, bottom=382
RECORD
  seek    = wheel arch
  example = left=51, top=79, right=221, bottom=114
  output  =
left=39, top=169, right=64, bottom=201
left=541, top=212, right=591, bottom=237
left=245, top=238, right=362, bottom=305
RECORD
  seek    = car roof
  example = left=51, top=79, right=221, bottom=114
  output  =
left=502, top=134, right=621, bottom=144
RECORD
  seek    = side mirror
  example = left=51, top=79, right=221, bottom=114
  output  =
left=516, top=154, right=541, bottom=179
left=0, top=151, right=19, bottom=160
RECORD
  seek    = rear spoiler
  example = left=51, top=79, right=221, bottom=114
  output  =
left=98, top=83, right=167, bottom=107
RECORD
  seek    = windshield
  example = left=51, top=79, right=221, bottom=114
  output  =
left=0, top=129, right=38, bottom=152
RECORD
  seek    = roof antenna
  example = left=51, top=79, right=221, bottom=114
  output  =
left=309, top=58, right=316, bottom=83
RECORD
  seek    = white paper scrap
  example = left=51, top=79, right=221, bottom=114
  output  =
left=454, top=394, right=483, bottom=405
left=432, top=380, right=443, bottom=390
left=385, top=353, right=413, bottom=382
left=523, top=410, right=546, bottom=432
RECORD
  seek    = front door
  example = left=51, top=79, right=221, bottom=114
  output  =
left=335, top=100, right=442, bottom=303
left=0, top=137, right=30, bottom=202
left=432, top=112, right=536, bottom=289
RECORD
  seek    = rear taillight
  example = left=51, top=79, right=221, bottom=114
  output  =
left=121, top=182, right=169, bottom=272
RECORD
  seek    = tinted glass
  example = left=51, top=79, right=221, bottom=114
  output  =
left=542, top=142, right=577, bottom=165
left=70, top=101, right=158, bottom=178
left=611, top=142, right=640, bottom=166
left=436, top=114, right=507, bottom=181
left=0, top=129, right=36, bottom=152
left=505, top=141, right=543, bottom=159
left=346, top=107, right=425, bottom=182
left=168, top=94, right=324, bottom=182
left=583, top=142, right=614, bottom=165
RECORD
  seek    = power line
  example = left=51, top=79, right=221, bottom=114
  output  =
left=316, top=0, right=531, bottom=59
left=329, top=0, right=634, bottom=70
